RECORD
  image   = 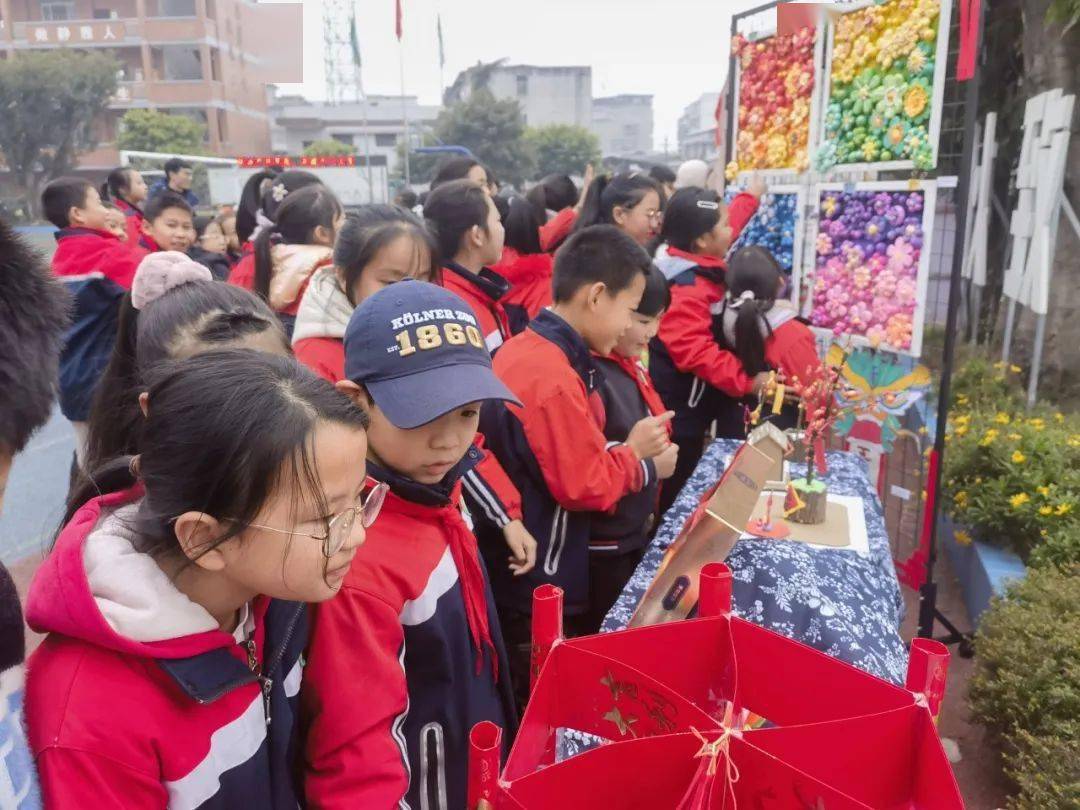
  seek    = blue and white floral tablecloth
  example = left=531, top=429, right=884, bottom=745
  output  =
left=602, top=439, right=908, bottom=685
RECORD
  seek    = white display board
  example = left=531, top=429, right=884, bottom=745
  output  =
left=207, top=164, right=390, bottom=208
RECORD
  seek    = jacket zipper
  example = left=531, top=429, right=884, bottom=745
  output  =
left=246, top=635, right=273, bottom=727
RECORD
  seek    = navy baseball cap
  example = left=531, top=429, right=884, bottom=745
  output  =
left=343, top=280, right=520, bottom=429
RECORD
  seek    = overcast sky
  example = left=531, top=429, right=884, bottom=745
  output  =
left=273, top=0, right=770, bottom=152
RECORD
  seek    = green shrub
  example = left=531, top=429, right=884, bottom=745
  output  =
left=1029, top=521, right=1080, bottom=569
left=1006, top=731, right=1080, bottom=809
left=969, top=565, right=1080, bottom=808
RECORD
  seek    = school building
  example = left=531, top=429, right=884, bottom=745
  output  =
left=0, top=0, right=302, bottom=168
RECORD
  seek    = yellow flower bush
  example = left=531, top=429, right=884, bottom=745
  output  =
left=1012, top=450, right=1026, bottom=464
left=1010, top=493, right=1030, bottom=509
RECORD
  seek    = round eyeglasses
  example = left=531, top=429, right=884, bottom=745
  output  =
left=246, top=480, right=389, bottom=558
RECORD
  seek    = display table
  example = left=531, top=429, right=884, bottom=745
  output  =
left=603, top=439, right=909, bottom=684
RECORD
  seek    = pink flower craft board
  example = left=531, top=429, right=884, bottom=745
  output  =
left=802, top=181, right=937, bottom=357
left=814, top=0, right=953, bottom=173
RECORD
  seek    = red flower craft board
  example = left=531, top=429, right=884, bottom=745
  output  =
left=469, top=566, right=961, bottom=809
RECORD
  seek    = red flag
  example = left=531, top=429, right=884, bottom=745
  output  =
left=956, top=0, right=981, bottom=81
left=395, top=0, right=403, bottom=40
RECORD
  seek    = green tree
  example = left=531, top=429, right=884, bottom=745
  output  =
left=524, top=124, right=601, bottom=178
left=0, top=49, right=118, bottom=213
left=116, top=109, right=206, bottom=154
left=431, top=89, right=536, bottom=186
left=302, top=139, right=356, bottom=157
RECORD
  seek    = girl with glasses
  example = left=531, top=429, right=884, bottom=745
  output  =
left=26, top=350, right=377, bottom=809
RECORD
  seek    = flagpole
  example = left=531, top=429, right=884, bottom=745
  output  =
left=350, top=12, right=375, bottom=200
left=399, top=42, right=411, bottom=187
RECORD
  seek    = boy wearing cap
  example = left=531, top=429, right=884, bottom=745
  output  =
left=302, top=280, right=519, bottom=810
left=477, top=225, right=678, bottom=704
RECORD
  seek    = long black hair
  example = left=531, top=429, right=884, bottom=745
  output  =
left=65, top=351, right=369, bottom=563
left=252, top=184, right=343, bottom=303
left=334, top=205, right=440, bottom=306
left=502, top=195, right=542, bottom=255
left=573, top=172, right=660, bottom=233
left=725, top=246, right=784, bottom=376
left=101, top=167, right=140, bottom=208
left=660, top=186, right=722, bottom=252
left=422, top=179, right=490, bottom=261
left=84, top=281, right=288, bottom=476
left=636, top=265, right=671, bottom=318
left=235, top=169, right=322, bottom=245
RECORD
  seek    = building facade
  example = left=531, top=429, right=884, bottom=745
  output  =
left=677, top=92, right=721, bottom=161
left=0, top=0, right=302, bottom=166
left=268, top=90, right=440, bottom=177
left=592, top=94, right=653, bottom=157
left=446, top=63, right=592, bottom=129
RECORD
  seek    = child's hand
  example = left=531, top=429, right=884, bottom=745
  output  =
left=575, top=164, right=596, bottom=211
left=751, top=372, right=777, bottom=396
left=654, top=443, right=680, bottom=480
left=502, top=520, right=537, bottom=576
left=747, top=175, right=767, bottom=200
left=627, top=411, right=675, bottom=459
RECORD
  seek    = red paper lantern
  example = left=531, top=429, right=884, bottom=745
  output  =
left=470, top=565, right=961, bottom=808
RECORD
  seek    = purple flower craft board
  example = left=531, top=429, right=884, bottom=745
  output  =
left=802, top=181, right=937, bottom=357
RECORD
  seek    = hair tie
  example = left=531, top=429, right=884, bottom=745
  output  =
left=728, top=289, right=756, bottom=309
left=249, top=209, right=276, bottom=242
left=131, top=252, right=212, bottom=310
left=270, top=182, right=288, bottom=203
left=129, top=455, right=142, bottom=479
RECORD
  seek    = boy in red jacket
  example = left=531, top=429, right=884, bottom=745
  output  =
left=304, top=280, right=520, bottom=810
left=478, top=225, right=677, bottom=704
left=43, top=177, right=147, bottom=462
left=139, top=191, right=196, bottom=253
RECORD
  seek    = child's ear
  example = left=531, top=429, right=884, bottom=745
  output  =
left=335, top=379, right=372, bottom=409
left=173, top=512, right=228, bottom=572
left=611, top=206, right=628, bottom=228
left=138, top=391, right=150, bottom=417
left=68, top=206, right=85, bottom=227
left=586, top=280, right=607, bottom=310
left=467, top=224, right=483, bottom=250
left=693, top=233, right=711, bottom=253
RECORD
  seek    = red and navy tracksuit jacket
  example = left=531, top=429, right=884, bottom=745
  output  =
left=491, top=247, right=554, bottom=319
left=114, top=198, right=145, bottom=245
left=25, top=486, right=308, bottom=809
left=303, top=455, right=515, bottom=810
left=649, top=192, right=760, bottom=441
left=440, top=261, right=521, bottom=351
left=478, top=310, right=655, bottom=615
left=590, top=352, right=671, bottom=555
left=52, top=228, right=147, bottom=421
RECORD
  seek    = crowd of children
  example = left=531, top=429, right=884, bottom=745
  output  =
left=15, top=155, right=824, bottom=808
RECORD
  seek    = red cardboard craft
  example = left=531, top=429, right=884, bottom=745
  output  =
left=471, top=567, right=963, bottom=808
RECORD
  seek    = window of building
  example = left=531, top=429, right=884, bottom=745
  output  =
left=516, top=74, right=528, bottom=96
left=150, top=0, right=197, bottom=17
left=39, top=1, right=74, bottom=20
left=209, top=49, right=221, bottom=82
left=623, top=124, right=639, bottom=137
left=375, top=133, right=397, bottom=147
left=331, top=133, right=354, bottom=145
left=216, top=109, right=229, bottom=145
left=151, top=45, right=203, bottom=81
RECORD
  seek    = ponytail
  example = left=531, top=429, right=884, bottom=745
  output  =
left=102, top=167, right=137, bottom=206
left=502, top=195, right=542, bottom=255
left=726, top=246, right=785, bottom=376
left=253, top=223, right=275, bottom=302
left=573, top=174, right=610, bottom=231
left=235, top=168, right=280, bottom=245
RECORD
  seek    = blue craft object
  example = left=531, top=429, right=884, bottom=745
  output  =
left=724, top=190, right=799, bottom=274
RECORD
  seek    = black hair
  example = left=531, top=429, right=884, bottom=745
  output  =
left=660, top=186, right=722, bottom=252
left=144, top=191, right=194, bottom=223
left=101, top=167, right=139, bottom=207
left=573, top=172, right=661, bottom=233
left=491, top=193, right=510, bottom=225
left=502, top=195, right=542, bottom=255
left=0, top=217, right=69, bottom=456
left=193, top=215, right=215, bottom=239
left=484, top=165, right=499, bottom=192
left=163, top=157, right=192, bottom=177
left=431, top=156, right=483, bottom=189
left=725, top=246, right=785, bottom=376
left=65, top=351, right=369, bottom=566
left=422, top=179, right=490, bottom=261
left=552, top=225, right=651, bottom=303
left=41, top=176, right=93, bottom=229
left=334, top=205, right=440, bottom=306
left=648, top=165, right=677, bottom=186
left=529, top=174, right=578, bottom=213
left=636, top=265, right=671, bottom=317
left=83, top=280, right=289, bottom=475
left=235, top=169, right=321, bottom=244
left=394, top=188, right=418, bottom=209
left=253, top=184, right=343, bottom=303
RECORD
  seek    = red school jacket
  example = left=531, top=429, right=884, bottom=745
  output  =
left=441, top=261, right=514, bottom=352
left=492, top=246, right=554, bottom=319
left=114, top=198, right=145, bottom=246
